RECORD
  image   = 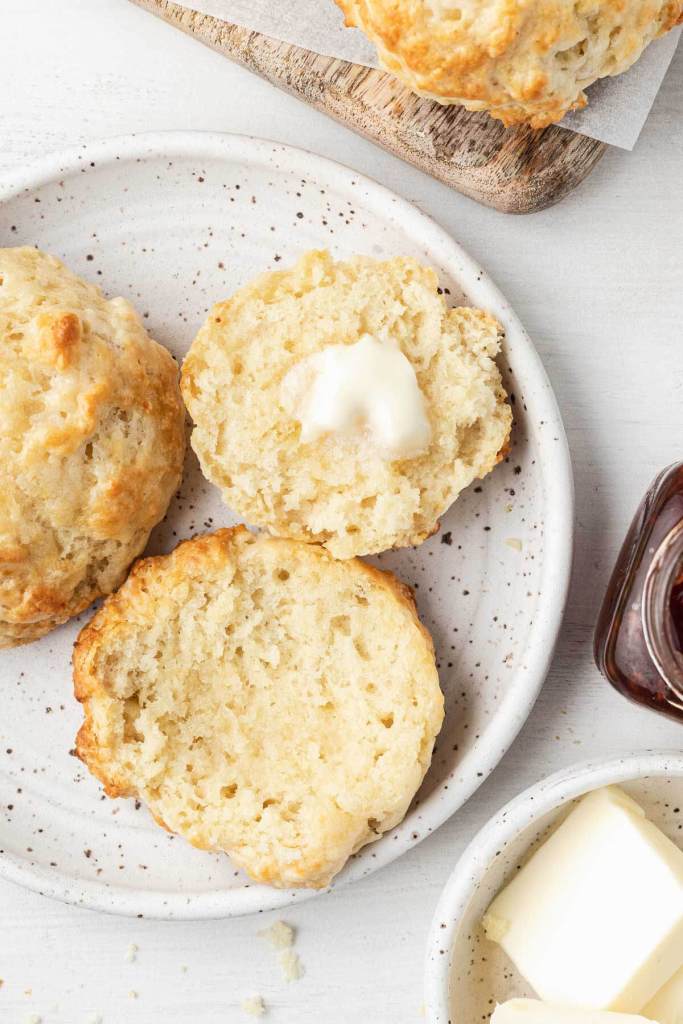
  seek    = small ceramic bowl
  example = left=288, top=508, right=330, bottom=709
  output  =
left=424, top=750, right=683, bottom=1023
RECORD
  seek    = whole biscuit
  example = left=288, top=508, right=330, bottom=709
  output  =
left=0, top=247, right=186, bottom=646
left=73, top=526, right=444, bottom=889
left=336, top=0, right=683, bottom=128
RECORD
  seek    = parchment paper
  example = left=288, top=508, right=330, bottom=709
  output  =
left=182, top=0, right=681, bottom=149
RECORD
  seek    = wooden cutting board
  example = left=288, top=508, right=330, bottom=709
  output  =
left=131, top=0, right=608, bottom=214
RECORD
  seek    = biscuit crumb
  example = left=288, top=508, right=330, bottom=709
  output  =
left=124, top=943, right=138, bottom=963
left=241, top=994, right=266, bottom=1017
left=85, top=1015, right=103, bottom=1024
left=26, top=1016, right=41, bottom=1024
left=259, top=920, right=304, bottom=981
left=129, top=991, right=138, bottom=999
left=278, top=948, right=304, bottom=982
left=259, top=920, right=294, bottom=950
left=504, top=537, right=523, bottom=551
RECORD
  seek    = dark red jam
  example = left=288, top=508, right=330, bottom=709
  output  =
left=670, top=571, right=683, bottom=654
left=595, top=463, right=683, bottom=723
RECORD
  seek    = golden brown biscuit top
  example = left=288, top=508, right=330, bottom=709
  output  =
left=0, top=247, right=185, bottom=638
left=337, top=0, right=682, bottom=126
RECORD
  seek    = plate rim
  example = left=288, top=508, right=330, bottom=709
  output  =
left=0, top=130, right=574, bottom=918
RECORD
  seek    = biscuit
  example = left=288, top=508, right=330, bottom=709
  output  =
left=181, top=250, right=511, bottom=559
left=336, top=0, right=683, bottom=128
left=0, top=247, right=185, bottom=646
left=73, top=527, right=444, bottom=889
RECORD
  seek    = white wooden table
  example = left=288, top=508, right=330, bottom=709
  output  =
left=1, top=2, right=681, bottom=1022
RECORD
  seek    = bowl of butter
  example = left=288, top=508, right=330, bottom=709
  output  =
left=425, top=752, right=683, bottom=1024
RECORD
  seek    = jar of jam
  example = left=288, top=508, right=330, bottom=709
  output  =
left=595, top=463, right=683, bottom=722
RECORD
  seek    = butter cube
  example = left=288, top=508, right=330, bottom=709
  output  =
left=483, top=786, right=683, bottom=1011
left=643, top=966, right=683, bottom=1024
left=491, top=999, right=657, bottom=1023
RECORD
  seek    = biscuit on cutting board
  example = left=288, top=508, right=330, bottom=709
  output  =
left=335, top=0, right=683, bottom=128
left=73, top=526, right=444, bottom=889
left=0, top=247, right=185, bottom=647
left=181, top=249, right=511, bottom=560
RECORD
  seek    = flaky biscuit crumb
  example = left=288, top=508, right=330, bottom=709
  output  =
left=259, top=919, right=303, bottom=981
left=278, top=949, right=304, bottom=983
left=241, top=995, right=266, bottom=1017
left=259, top=921, right=294, bottom=950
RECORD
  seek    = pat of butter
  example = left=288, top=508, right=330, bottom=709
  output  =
left=281, top=334, right=431, bottom=461
left=643, top=966, right=683, bottom=1024
left=483, top=786, right=683, bottom=1012
left=491, top=999, right=658, bottom=1023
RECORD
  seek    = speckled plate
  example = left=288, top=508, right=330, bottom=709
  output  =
left=0, top=132, right=573, bottom=918
left=425, top=751, right=683, bottom=1023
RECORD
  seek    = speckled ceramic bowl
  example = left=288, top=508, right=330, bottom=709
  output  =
left=0, top=132, right=572, bottom=918
left=425, top=750, right=683, bottom=1023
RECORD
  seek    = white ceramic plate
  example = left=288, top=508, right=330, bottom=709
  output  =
left=0, top=132, right=573, bottom=918
left=425, top=750, right=683, bottom=1023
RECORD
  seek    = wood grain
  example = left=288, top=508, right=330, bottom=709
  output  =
left=129, top=0, right=607, bottom=215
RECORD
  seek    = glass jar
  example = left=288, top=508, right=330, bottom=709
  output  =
left=595, top=463, right=683, bottom=722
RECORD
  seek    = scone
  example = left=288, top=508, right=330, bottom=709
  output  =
left=181, top=250, right=511, bottom=560
left=0, top=247, right=185, bottom=647
left=73, top=527, right=444, bottom=889
left=336, top=0, right=683, bottom=128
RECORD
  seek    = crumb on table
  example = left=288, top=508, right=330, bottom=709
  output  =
left=258, top=920, right=294, bottom=950
left=278, top=948, right=304, bottom=982
left=241, top=994, right=266, bottom=1017
left=257, top=920, right=305, bottom=982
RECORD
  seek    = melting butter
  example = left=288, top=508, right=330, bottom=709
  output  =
left=281, top=334, right=431, bottom=461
